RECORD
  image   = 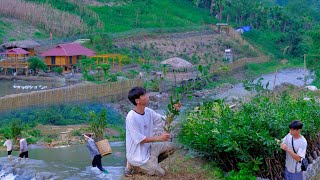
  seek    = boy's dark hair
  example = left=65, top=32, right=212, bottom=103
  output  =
left=289, top=120, right=303, bottom=130
left=128, top=87, right=146, bottom=105
left=5, top=137, right=9, bottom=139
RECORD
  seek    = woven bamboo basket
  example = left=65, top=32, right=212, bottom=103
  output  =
left=95, top=139, right=112, bottom=156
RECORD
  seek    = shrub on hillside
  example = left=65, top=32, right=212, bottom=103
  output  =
left=52, top=67, right=63, bottom=74
left=179, top=89, right=320, bottom=179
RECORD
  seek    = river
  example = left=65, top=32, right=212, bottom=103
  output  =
left=0, top=142, right=126, bottom=180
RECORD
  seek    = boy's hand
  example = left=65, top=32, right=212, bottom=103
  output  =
left=158, top=133, right=171, bottom=141
left=280, top=143, right=288, bottom=151
left=173, top=102, right=182, bottom=111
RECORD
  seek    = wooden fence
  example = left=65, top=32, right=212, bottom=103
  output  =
left=0, top=79, right=143, bottom=112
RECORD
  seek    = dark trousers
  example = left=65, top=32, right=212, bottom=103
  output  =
left=92, top=154, right=104, bottom=171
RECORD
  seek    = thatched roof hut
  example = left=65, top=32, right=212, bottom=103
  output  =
left=1, top=40, right=40, bottom=49
left=161, top=57, right=193, bottom=71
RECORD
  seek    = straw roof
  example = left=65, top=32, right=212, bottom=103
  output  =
left=1, top=40, right=40, bottom=49
left=161, top=57, right=193, bottom=69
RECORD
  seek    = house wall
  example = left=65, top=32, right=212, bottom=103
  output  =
left=45, top=56, right=79, bottom=66
left=28, top=49, right=35, bottom=56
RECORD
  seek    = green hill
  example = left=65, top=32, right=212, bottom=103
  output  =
left=0, top=0, right=215, bottom=40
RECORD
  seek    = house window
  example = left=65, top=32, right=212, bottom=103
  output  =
left=69, top=56, right=72, bottom=64
left=51, top=56, right=56, bottom=65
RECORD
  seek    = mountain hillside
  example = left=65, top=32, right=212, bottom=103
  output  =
left=0, top=0, right=216, bottom=42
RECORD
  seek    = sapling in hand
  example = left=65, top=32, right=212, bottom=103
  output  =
left=163, top=95, right=182, bottom=134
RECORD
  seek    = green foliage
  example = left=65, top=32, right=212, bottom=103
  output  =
left=27, top=137, right=38, bottom=144
left=0, top=103, right=124, bottom=127
left=125, top=69, right=139, bottom=79
left=87, top=109, right=107, bottom=141
left=243, top=77, right=269, bottom=93
left=0, top=127, right=12, bottom=139
left=44, top=137, right=53, bottom=143
left=10, top=119, right=24, bottom=140
left=29, top=129, right=41, bottom=137
left=163, top=95, right=181, bottom=133
left=84, top=34, right=113, bottom=52
left=70, top=129, right=82, bottom=136
left=52, top=67, right=63, bottom=74
left=90, top=0, right=215, bottom=32
left=28, top=57, right=47, bottom=73
left=179, top=90, right=320, bottom=178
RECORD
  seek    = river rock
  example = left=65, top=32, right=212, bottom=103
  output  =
left=148, top=92, right=159, bottom=102
left=306, top=85, right=318, bottom=91
left=35, top=172, right=54, bottom=180
left=4, top=166, right=14, bottom=174
left=14, top=167, right=24, bottom=175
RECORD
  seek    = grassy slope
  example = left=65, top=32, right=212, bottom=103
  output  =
left=0, top=19, right=8, bottom=43
left=90, top=0, right=216, bottom=32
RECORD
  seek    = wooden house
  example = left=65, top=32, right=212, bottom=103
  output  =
left=40, top=43, right=95, bottom=72
left=0, top=48, right=30, bottom=76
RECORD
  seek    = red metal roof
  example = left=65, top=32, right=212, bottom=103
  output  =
left=40, top=43, right=95, bottom=57
left=4, top=48, right=30, bottom=55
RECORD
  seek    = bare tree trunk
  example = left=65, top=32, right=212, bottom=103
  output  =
left=210, top=0, right=215, bottom=16
left=219, top=5, right=223, bottom=21
left=281, top=21, right=287, bottom=32
left=135, top=11, right=139, bottom=27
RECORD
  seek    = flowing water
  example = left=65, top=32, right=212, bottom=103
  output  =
left=213, top=68, right=314, bottom=100
left=0, top=142, right=125, bottom=180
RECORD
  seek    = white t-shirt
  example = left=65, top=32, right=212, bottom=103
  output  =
left=3, top=140, right=12, bottom=151
left=282, top=133, right=307, bottom=173
left=126, top=107, right=164, bottom=166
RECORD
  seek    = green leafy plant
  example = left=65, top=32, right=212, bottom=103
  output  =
left=10, top=119, right=24, bottom=141
left=52, top=67, right=63, bottom=74
left=87, top=109, right=107, bottom=141
left=179, top=88, right=320, bottom=179
left=243, top=77, right=269, bottom=93
left=28, top=57, right=47, bottom=75
left=163, top=95, right=181, bottom=133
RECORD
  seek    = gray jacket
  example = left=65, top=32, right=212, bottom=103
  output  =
left=86, top=138, right=100, bottom=159
left=20, top=139, right=28, bottom=152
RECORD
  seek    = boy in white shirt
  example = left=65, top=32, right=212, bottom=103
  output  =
left=125, top=87, right=181, bottom=177
left=3, top=137, right=12, bottom=159
left=281, top=120, right=307, bottom=180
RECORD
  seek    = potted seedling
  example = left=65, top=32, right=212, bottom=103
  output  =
left=87, top=109, right=112, bottom=156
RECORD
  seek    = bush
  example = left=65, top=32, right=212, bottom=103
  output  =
left=29, top=129, right=41, bottom=137
left=179, top=89, right=320, bottom=178
left=70, top=129, right=82, bottom=136
left=27, top=137, right=38, bottom=144
left=28, top=57, right=47, bottom=74
left=52, top=67, right=63, bottom=74
left=44, top=137, right=53, bottom=143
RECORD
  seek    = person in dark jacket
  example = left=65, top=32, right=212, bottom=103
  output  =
left=84, top=133, right=108, bottom=174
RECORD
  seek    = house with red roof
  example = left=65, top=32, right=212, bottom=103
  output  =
left=0, top=48, right=30, bottom=75
left=40, top=43, right=95, bottom=72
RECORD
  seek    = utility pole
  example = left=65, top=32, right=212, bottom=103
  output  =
left=304, top=54, right=306, bottom=86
